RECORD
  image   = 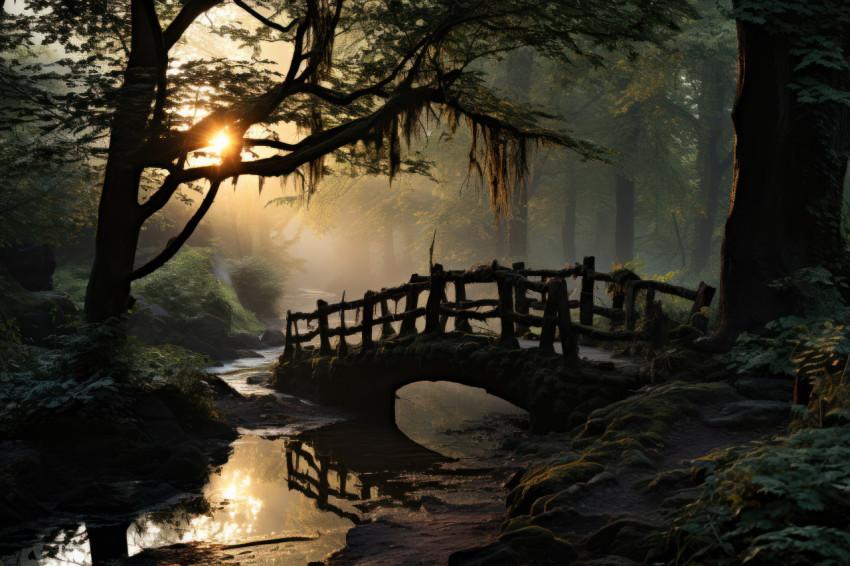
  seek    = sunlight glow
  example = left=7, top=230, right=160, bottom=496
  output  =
left=209, top=130, right=232, bottom=155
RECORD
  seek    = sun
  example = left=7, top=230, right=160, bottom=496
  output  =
left=209, top=130, right=232, bottom=155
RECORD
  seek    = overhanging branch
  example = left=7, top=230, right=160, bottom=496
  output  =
left=131, top=179, right=223, bottom=281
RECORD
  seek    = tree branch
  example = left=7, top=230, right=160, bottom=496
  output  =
left=162, top=0, right=223, bottom=51
left=233, top=0, right=298, bottom=35
left=131, top=179, right=223, bottom=281
left=244, top=138, right=300, bottom=151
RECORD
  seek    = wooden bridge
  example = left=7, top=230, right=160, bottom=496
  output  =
left=274, top=257, right=715, bottom=432
left=281, top=256, right=716, bottom=364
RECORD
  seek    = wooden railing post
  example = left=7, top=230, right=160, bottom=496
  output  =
left=648, top=299, right=670, bottom=351
left=338, top=301, right=348, bottom=357
left=625, top=280, right=638, bottom=330
left=512, top=262, right=529, bottom=336
left=424, top=264, right=446, bottom=334
left=400, top=274, right=421, bottom=336
left=283, top=311, right=295, bottom=358
left=539, top=279, right=578, bottom=364
left=317, top=299, right=332, bottom=356
left=579, top=256, right=595, bottom=326
left=379, top=288, right=396, bottom=340
left=293, top=320, right=302, bottom=358
left=454, top=281, right=473, bottom=333
left=688, top=281, right=716, bottom=332
left=643, top=286, right=656, bottom=327
left=555, top=280, right=579, bottom=365
left=497, top=275, right=516, bottom=345
left=361, top=290, right=374, bottom=349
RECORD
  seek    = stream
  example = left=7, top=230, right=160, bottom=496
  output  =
left=3, top=349, right=530, bottom=566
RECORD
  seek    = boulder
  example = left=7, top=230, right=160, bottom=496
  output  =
left=704, top=400, right=791, bottom=429
left=0, top=242, right=56, bottom=291
left=260, top=328, right=286, bottom=347
left=16, top=291, right=79, bottom=345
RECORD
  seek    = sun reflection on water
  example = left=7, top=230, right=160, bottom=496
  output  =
left=127, top=436, right=355, bottom=564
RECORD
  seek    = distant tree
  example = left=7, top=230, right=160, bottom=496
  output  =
left=1, top=0, right=693, bottom=324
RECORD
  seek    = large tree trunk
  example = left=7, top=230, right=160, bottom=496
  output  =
left=718, top=18, right=849, bottom=336
left=84, top=165, right=144, bottom=322
left=614, top=174, right=635, bottom=264
left=561, top=186, right=577, bottom=264
left=691, top=60, right=732, bottom=274
left=84, top=0, right=161, bottom=323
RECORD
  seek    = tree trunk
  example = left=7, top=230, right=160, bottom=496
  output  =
left=84, top=0, right=162, bottom=323
left=614, top=174, right=635, bottom=264
left=561, top=185, right=577, bottom=264
left=508, top=184, right=528, bottom=262
left=85, top=166, right=145, bottom=322
left=691, top=59, right=732, bottom=274
left=718, top=18, right=849, bottom=336
left=495, top=216, right=508, bottom=260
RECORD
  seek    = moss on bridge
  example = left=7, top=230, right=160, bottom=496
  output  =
left=271, top=332, right=638, bottom=433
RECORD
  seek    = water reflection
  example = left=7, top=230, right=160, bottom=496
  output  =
left=129, top=435, right=354, bottom=564
left=5, top=381, right=529, bottom=566
left=395, top=381, right=528, bottom=458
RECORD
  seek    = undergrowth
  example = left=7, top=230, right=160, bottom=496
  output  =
left=0, top=321, right=217, bottom=436
left=132, top=246, right=264, bottom=335
left=673, top=267, right=850, bottom=565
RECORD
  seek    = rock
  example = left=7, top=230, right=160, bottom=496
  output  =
left=585, top=518, right=663, bottom=560
left=17, top=291, right=79, bottom=345
left=736, top=377, right=794, bottom=402
left=228, top=332, right=265, bottom=350
left=148, top=303, right=172, bottom=319
left=704, top=400, right=791, bottom=429
left=636, top=467, right=692, bottom=493
left=0, top=242, right=55, bottom=291
left=246, top=372, right=272, bottom=385
left=260, top=328, right=286, bottom=347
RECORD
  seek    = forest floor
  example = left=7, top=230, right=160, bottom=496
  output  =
left=449, top=342, right=793, bottom=566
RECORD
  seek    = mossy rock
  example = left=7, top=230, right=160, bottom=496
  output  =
left=507, top=459, right=604, bottom=517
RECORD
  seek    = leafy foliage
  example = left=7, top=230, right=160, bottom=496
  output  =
left=0, top=323, right=217, bottom=435
left=735, top=0, right=850, bottom=106
left=228, top=254, right=285, bottom=317
left=132, top=246, right=264, bottom=334
left=675, top=424, right=850, bottom=565
left=724, top=267, right=850, bottom=376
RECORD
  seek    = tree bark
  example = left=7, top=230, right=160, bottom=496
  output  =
left=718, top=17, right=849, bottom=336
left=84, top=0, right=162, bottom=322
left=614, top=174, right=635, bottom=264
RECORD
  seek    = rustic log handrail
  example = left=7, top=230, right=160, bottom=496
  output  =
left=280, top=256, right=715, bottom=361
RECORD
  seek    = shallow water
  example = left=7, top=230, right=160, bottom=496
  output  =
left=3, top=355, right=529, bottom=566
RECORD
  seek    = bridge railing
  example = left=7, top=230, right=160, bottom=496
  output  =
left=281, top=256, right=715, bottom=364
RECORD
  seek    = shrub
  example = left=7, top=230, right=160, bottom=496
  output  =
left=132, top=247, right=264, bottom=335
left=228, top=255, right=285, bottom=317
left=674, top=425, right=850, bottom=566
